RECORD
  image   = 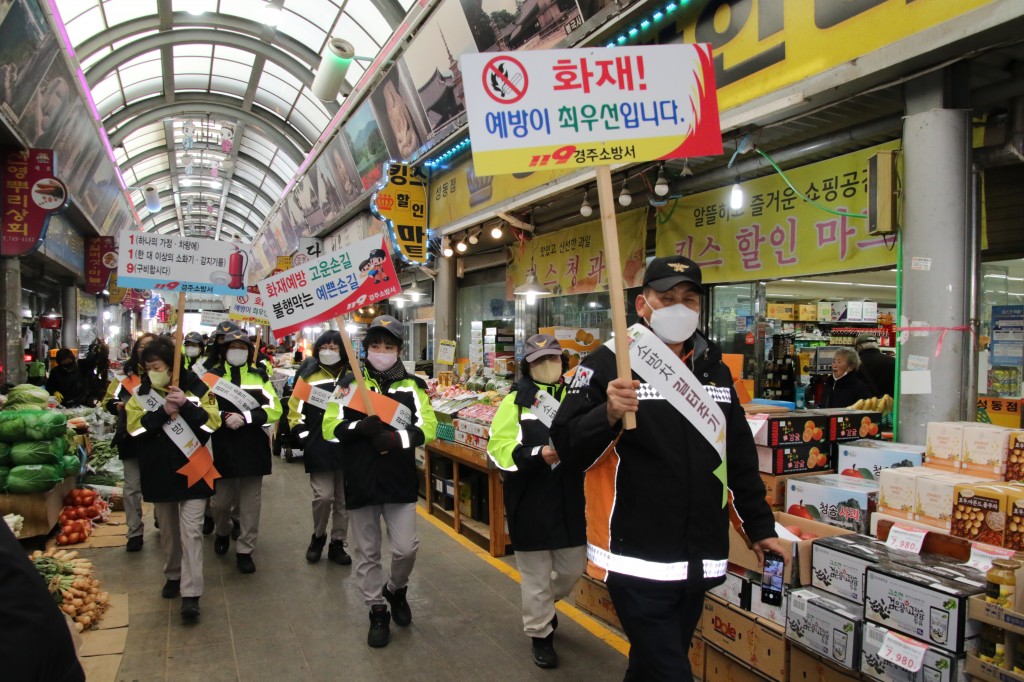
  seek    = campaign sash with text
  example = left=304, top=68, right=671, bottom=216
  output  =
left=292, top=377, right=332, bottom=411
left=202, top=374, right=260, bottom=413
left=131, top=386, right=220, bottom=488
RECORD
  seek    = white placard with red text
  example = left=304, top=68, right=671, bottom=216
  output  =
left=118, top=231, right=252, bottom=295
left=879, top=631, right=928, bottom=673
left=885, top=523, right=929, bottom=554
left=226, top=293, right=270, bottom=325
left=965, top=543, right=1016, bottom=573
left=257, top=234, right=401, bottom=337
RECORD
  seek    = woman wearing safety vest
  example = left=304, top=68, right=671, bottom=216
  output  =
left=486, top=333, right=586, bottom=670
left=182, top=332, right=204, bottom=371
left=322, top=315, right=437, bottom=649
left=288, top=330, right=352, bottom=565
left=125, top=336, right=221, bottom=621
left=103, top=332, right=157, bottom=553
left=206, top=328, right=282, bottom=574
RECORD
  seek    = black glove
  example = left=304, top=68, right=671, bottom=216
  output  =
left=371, top=431, right=402, bottom=453
left=354, top=415, right=386, bottom=437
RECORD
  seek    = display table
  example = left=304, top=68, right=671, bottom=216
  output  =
left=424, top=440, right=510, bottom=557
left=0, top=475, right=77, bottom=538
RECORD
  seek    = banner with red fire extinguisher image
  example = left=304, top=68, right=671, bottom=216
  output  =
left=116, top=230, right=252, bottom=295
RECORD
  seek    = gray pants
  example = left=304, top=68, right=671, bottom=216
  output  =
left=515, top=545, right=587, bottom=638
left=309, top=470, right=348, bottom=542
left=122, top=458, right=144, bottom=539
left=212, top=476, right=262, bottom=554
left=154, top=498, right=206, bottom=598
left=348, top=503, right=419, bottom=607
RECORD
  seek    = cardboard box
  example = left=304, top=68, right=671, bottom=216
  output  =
left=966, top=654, right=1022, bottom=682
left=0, top=475, right=75, bottom=538
left=768, top=302, right=797, bottom=321
left=925, top=422, right=965, bottom=471
left=878, top=467, right=937, bottom=520
left=861, top=622, right=968, bottom=682
left=729, top=512, right=854, bottom=586
left=798, top=304, right=819, bottom=323
left=960, top=424, right=1011, bottom=479
left=1006, top=487, right=1024, bottom=551
left=704, top=645, right=769, bottom=682
left=458, top=481, right=472, bottom=517
left=815, top=410, right=884, bottom=442
left=864, top=563, right=982, bottom=654
left=748, top=412, right=831, bottom=448
left=785, top=587, right=864, bottom=670
left=758, top=443, right=833, bottom=476
left=915, top=473, right=982, bottom=530
left=708, top=571, right=750, bottom=610
left=689, top=635, right=706, bottom=680
left=431, top=476, right=455, bottom=511
left=749, top=582, right=787, bottom=627
left=1006, top=431, right=1024, bottom=482
left=453, top=429, right=488, bottom=451
left=762, top=472, right=822, bottom=509
left=811, top=534, right=892, bottom=604
left=950, top=482, right=1013, bottom=546
left=571, top=574, right=620, bottom=629
left=837, top=440, right=925, bottom=481
left=785, top=474, right=878, bottom=534
left=790, top=645, right=861, bottom=682
left=453, top=418, right=490, bottom=439
left=703, top=596, right=789, bottom=682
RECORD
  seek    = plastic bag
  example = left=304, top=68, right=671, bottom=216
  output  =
left=0, top=410, right=67, bottom=443
left=11, top=438, right=66, bottom=466
left=5, top=463, right=64, bottom=494
left=1, top=384, right=49, bottom=411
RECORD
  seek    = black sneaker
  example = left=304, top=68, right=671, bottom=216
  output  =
left=214, top=534, right=230, bottom=555
left=181, top=597, right=200, bottom=620
left=532, top=633, right=559, bottom=669
left=161, top=579, right=180, bottom=599
left=231, top=519, right=240, bottom=540
left=367, top=605, right=391, bottom=648
left=306, top=534, right=327, bottom=563
left=382, top=585, right=411, bottom=627
left=126, top=535, right=143, bottom=552
left=202, top=516, right=214, bottom=536
left=327, top=540, right=352, bottom=566
left=236, top=553, right=256, bottom=574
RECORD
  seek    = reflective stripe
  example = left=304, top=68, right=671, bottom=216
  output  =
left=587, top=545, right=729, bottom=582
left=200, top=424, right=216, bottom=433
left=398, top=429, right=411, bottom=449
left=391, top=385, right=425, bottom=429
left=243, top=410, right=253, bottom=424
left=520, top=412, right=539, bottom=421
left=530, top=446, right=542, bottom=457
left=297, top=430, right=309, bottom=439
left=703, top=559, right=728, bottom=579
left=129, top=426, right=147, bottom=436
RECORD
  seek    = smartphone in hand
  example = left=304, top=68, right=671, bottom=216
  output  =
left=760, top=550, right=785, bottom=606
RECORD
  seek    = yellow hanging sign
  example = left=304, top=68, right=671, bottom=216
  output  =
left=372, top=162, right=429, bottom=264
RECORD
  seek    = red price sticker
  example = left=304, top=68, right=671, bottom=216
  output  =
left=966, top=542, right=1016, bottom=572
left=879, top=631, right=927, bottom=672
left=885, top=522, right=929, bottom=555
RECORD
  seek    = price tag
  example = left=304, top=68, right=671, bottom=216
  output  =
left=885, top=522, right=929, bottom=554
left=965, top=542, right=1017, bottom=572
left=437, top=340, right=457, bottom=366
left=879, top=631, right=928, bottom=672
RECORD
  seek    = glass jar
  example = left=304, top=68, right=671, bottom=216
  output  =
left=986, top=559, right=1022, bottom=608
left=978, top=624, right=1007, bottom=668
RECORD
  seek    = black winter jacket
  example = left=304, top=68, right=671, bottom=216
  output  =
left=207, top=362, right=281, bottom=479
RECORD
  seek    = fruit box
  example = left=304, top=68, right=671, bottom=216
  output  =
left=878, top=467, right=937, bottom=520
left=861, top=622, right=967, bottom=682
left=1006, top=431, right=1024, bottom=482
left=689, top=635, right=706, bottom=680
left=925, top=422, right=965, bottom=471
left=915, top=473, right=983, bottom=531
left=1006, top=487, right=1024, bottom=551
left=728, top=511, right=854, bottom=586
left=785, top=587, right=864, bottom=670
left=960, top=424, right=1011, bottom=479
left=748, top=412, right=831, bottom=448
left=762, top=472, right=823, bottom=509
left=749, top=581, right=787, bottom=627
left=757, top=443, right=833, bottom=476
left=790, top=644, right=861, bottom=682
left=814, top=409, right=883, bottom=442
left=707, top=571, right=749, bottom=610
left=785, top=474, right=879, bottom=535
left=837, top=440, right=925, bottom=481
left=704, top=645, right=768, bottom=682
left=702, top=595, right=789, bottom=682
left=863, top=563, right=982, bottom=654
left=950, top=482, right=1014, bottom=547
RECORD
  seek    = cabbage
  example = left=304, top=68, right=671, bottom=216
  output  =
left=62, top=454, right=81, bottom=477
left=0, top=410, right=67, bottom=442
left=11, top=438, right=66, bottom=466
left=0, top=466, right=8, bottom=492
left=5, top=464, right=64, bottom=494
left=0, top=443, right=10, bottom=467
left=1, top=384, right=50, bottom=411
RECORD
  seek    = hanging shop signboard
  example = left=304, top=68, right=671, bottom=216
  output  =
left=655, top=141, right=900, bottom=283
left=85, top=236, right=117, bottom=294
left=294, top=237, right=324, bottom=265
left=427, top=161, right=564, bottom=231
left=117, top=231, right=252, bottom=295
left=226, top=293, right=270, bottom=326
left=200, top=311, right=229, bottom=327
left=1, top=149, right=69, bottom=256
left=461, top=45, right=722, bottom=176
left=506, top=209, right=647, bottom=298
left=257, top=235, right=402, bottom=337
left=107, top=273, right=127, bottom=305
left=371, top=162, right=429, bottom=265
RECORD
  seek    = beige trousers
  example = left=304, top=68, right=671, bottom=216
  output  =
left=515, top=545, right=587, bottom=638
left=309, top=469, right=348, bottom=542
left=154, top=498, right=206, bottom=597
left=212, top=476, right=262, bottom=554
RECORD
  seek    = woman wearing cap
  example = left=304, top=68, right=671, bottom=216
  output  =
left=182, top=332, right=204, bottom=372
left=125, top=337, right=221, bottom=620
left=322, top=315, right=437, bottom=648
left=288, top=330, right=352, bottom=565
left=821, top=347, right=873, bottom=408
left=206, top=329, right=282, bottom=574
left=104, top=332, right=157, bottom=552
left=487, top=333, right=585, bottom=669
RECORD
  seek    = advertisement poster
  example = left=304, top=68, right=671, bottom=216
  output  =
left=369, top=61, right=431, bottom=160
left=117, top=231, right=253, bottom=295
left=0, top=0, right=58, bottom=125
left=85, top=236, right=117, bottom=294
left=1, top=148, right=68, bottom=256
left=343, top=101, right=390, bottom=190
left=371, top=162, right=429, bottom=264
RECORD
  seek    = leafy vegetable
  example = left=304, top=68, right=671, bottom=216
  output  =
left=11, top=438, right=66, bottom=466
left=62, top=454, right=82, bottom=477
left=5, top=463, right=64, bottom=493
left=0, top=442, right=10, bottom=467
left=0, top=466, right=9, bottom=492
left=0, top=410, right=68, bottom=443
left=87, top=437, right=117, bottom=471
left=1, top=384, right=50, bottom=411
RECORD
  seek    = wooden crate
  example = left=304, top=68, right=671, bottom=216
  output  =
left=572, top=574, right=621, bottom=629
left=0, top=475, right=75, bottom=538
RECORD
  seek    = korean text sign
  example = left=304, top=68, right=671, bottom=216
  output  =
left=257, top=235, right=401, bottom=337
left=2, top=149, right=68, bottom=257
left=85, top=236, right=117, bottom=295
left=461, top=45, right=722, bottom=175
left=655, top=141, right=900, bottom=282
left=226, top=294, right=270, bottom=325
left=372, top=162, right=429, bottom=265
left=117, top=231, right=253, bottom=295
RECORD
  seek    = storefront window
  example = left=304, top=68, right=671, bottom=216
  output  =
left=456, top=281, right=512, bottom=359
left=536, top=289, right=642, bottom=340
left=979, top=259, right=1024, bottom=425
left=709, top=283, right=758, bottom=380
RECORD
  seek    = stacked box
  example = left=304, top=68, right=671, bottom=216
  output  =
left=915, top=473, right=982, bottom=531
left=707, top=571, right=749, bottom=609
left=750, top=581, right=787, bottom=627
left=748, top=412, right=831, bottom=448
left=484, top=325, right=514, bottom=371
left=785, top=587, right=864, bottom=670
left=791, top=646, right=861, bottom=682
left=812, top=534, right=891, bottom=604
left=960, top=424, right=1012, bottom=479
left=878, top=467, right=937, bottom=520
left=453, top=429, right=487, bottom=451
left=431, top=476, right=455, bottom=510
left=924, top=422, right=964, bottom=471
left=785, top=474, right=878, bottom=534
left=861, top=622, right=968, bottom=682
left=950, top=482, right=1015, bottom=547
left=1007, top=431, right=1024, bottom=482
left=837, top=440, right=925, bottom=481
left=702, top=596, right=790, bottom=682
left=469, top=322, right=484, bottom=365
left=761, top=471, right=821, bottom=509
left=758, top=444, right=834, bottom=475
left=453, top=418, right=490, bottom=439
left=815, top=409, right=884, bottom=442
left=1007, top=486, right=1024, bottom=551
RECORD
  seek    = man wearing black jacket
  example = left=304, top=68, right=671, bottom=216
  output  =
left=856, top=333, right=895, bottom=397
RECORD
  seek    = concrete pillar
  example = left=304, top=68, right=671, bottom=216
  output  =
left=897, top=107, right=972, bottom=443
left=434, top=257, right=457, bottom=349
left=1, top=258, right=26, bottom=385
left=62, top=284, right=78, bottom=351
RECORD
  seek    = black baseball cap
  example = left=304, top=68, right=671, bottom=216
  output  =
left=184, top=332, right=203, bottom=345
left=643, top=255, right=703, bottom=292
left=524, top=333, right=561, bottom=363
left=367, top=315, right=405, bottom=342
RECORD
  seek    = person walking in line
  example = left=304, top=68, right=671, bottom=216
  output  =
left=103, top=332, right=157, bottom=552
left=289, top=330, right=352, bottom=565
left=323, top=316, right=437, bottom=648
left=126, top=337, right=221, bottom=620
left=488, top=333, right=585, bottom=669
left=206, top=329, right=282, bottom=574
left=551, top=256, right=783, bottom=681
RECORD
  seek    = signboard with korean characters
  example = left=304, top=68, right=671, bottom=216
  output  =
left=371, top=162, right=429, bottom=264
left=117, top=231, right=252, bottom=295
left=460, top=45, right=722, bottom=175
left=257, top=234, right=401, bottom=337
left=226, top=293, right=270, bottom=325
left=84, top=236, right=117, bottom=294
left=1, top=149, right=69, bottom=256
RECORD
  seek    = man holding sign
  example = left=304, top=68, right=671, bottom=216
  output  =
left=551, top=256, right=783, bottom=680
left=322, top=316, right=437, bottom=649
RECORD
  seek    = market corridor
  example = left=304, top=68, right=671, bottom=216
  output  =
left=84, top=456, right=627, bottom=681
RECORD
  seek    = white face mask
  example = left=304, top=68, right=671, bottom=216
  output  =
left=367, top=350, right=398, bottom=372
left=149, top=370, right=170, bottom=389
left=183, top=346, right=200, bottom=358
left=319, top=350, right=341, bottom=366
left=643, top=296, right=700, bottom=344
left=531, top=358, right=563, bottom=385
left=226, top=348, right=249, bottom=367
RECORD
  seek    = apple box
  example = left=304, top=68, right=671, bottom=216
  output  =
left=785, top=474, right=879, bottom=535
left=758, top=443, right=833, bottom=476
left=785, top=587, right=864, bottom=670
left=837, top=440, right=925, bottom=481
left=702, top=595, right=789, bottom=682
left=728, top=511, right=854, bottom=586
left=761, top=472, right=822, bottom=509
left=748, top=412, right=831, bottom=448
left=861, top=623, right=967, bottom=682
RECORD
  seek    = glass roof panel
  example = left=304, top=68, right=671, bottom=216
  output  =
left=210, top=58, right=252, bottom=83
left=102, top=0, right=156, bottom=25
left=269, top=154, right=296, bottom=181
left=345, top=4, right=390, bottom=41
left=112, top=30, right=157, bottom=51
left=60, top=5, right=104, bottom=47
left=210, top=76, right=248, bottom=98
left=277, top=10, right=328, bottom=51
left=239, top=141, right=273, bottom=166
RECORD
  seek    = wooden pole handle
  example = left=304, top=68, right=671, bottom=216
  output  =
left=252, top=329, right=262, bottom=364
left=336, top=316, right=376, bottom=417
left=171, top=292, right=186, bottom=388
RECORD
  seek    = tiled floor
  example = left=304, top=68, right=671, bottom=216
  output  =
left=84, top=457, right=628, bottom=681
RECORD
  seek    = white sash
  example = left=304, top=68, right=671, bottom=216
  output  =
left=529, top=389, right=561, bottom=428
left=131, top=387, right=204, bottom=460
left=190, top=358, right=207, bottom=379
left=330, top=382, right=414, bottom=430
left=206, top=375, right=261, bottom=412
left=605, top=324, right=726, bottom=460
